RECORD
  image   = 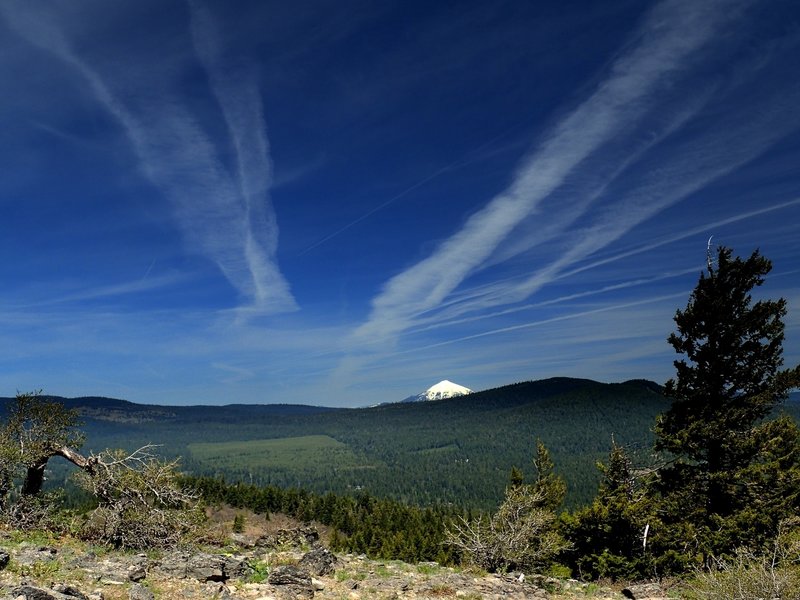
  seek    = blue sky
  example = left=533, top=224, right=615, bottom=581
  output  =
left=1, top=0, right=799, bottom=407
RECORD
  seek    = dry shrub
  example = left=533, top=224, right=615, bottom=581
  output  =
left=76, top=446, right=203, bottom=549
left=686, top=517, right=800, bottom=600
left=446, top=484, right=567, bottom=573
left=1, top=491, right=62, bottom=531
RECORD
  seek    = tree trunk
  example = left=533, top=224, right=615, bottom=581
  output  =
left=21, top=446, right=96, bottom=496
left=21, top=459, right=48, bottom=496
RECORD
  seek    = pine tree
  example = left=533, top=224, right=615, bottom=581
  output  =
left=531, top=439, right=566, bottom=511
left=562, top=441, right=650, bottom=580
left=652, top=246, right=800, bottom=560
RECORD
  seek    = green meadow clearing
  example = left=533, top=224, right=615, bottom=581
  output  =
left=187, top=434, right=377, bottom=478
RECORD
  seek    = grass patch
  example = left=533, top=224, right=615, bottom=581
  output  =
left=188, top=435, right=371, bottom=472
left=247, top=560, right=270, bottom=583
left=373, top=564, right=393, bottom=578
left=416, top=563, right=442, bottom=576
left=335, top=568, right=367, bottom=582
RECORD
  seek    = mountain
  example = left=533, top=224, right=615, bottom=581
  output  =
left=3, top=377, right=676, bottom=509
left=5, top=378, right=797, bottom=511
left=401, top=379, right=473, bottom=402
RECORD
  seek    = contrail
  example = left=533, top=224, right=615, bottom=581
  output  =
left=298, top=124, right=526, bottom=256
left=353, top=0, right=754, bottom=342
left=1, top=2, right=297, bottom=316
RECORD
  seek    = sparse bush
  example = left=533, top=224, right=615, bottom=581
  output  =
left=685, top=517, right=800, bottom=599
left=0, top=391, right=204, bottom=549
left=0, top=490, right=63, bottom=531
left=446, top=442, right=568, bottom=573
left=447, top=484, right=566, bottom=573
left=75, top=446, right=203, bottom=549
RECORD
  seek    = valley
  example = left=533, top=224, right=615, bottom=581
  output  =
left=5, top=378, right=797, bottom=511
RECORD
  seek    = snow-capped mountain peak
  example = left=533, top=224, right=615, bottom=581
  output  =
left=395, top=380, right=473, bottom=404
left=419, top=380, right=473, bottom=401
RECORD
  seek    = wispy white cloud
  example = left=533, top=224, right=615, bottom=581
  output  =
left=354, top=2, right=800, bottom=356
left=0, top=3, right=296, bottom=316
left=395, top=292, right=689, bottom=354
left=187, top=0, right=295, bottom=316
left=407, top=267, right=700, bottom=335
left=0, top=297, right=352, bottom=403
left=12, top=271, right=188, bottom=308
left=332, top=296, right=682, bottom=401
left=557, top=198, right=800, bottom=281
left=352, top=0, right=754, bottom=343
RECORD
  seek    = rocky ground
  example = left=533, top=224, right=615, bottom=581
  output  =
left=0, top=511, right=675, bottom=600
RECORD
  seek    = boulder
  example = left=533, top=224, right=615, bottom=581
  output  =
left=256, top=526, right=319, bottom=549
left=126, top=564, right=146, bottom=582
left=621, top=582, right=666, bottom=599
left=267, top=565, right=314, bottom=599
left=10, top=585, right=86, bottom=600
left=298, top=548, right=337, bottom=576
left=127, top=584, right=154, bottom=600
left=50, top=586, right=88, bottom=600
left=157, top=551, right=251, bottom=582
left=267, top=565, right=311, bottom=587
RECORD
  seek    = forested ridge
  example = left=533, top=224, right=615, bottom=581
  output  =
left=2, top=377, right=673, bottom=510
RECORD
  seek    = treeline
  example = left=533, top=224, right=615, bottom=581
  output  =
left=38, top=376, right=669, bottom=511
left=177, top=378, right=668, bottom=511
left=185, top=475, right=461, bottom=565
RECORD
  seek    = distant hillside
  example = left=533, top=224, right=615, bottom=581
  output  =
left=2, top=377, right=680, bottom=509
left=33, top=378, right=800, bottom=508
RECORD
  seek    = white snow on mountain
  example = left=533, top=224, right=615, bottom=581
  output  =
left=399, top=379, right=473, bottom=403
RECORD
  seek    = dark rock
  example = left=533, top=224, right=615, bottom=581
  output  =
left=0, top=551, right=9, bottom=570
left=127, top=584, right=154, bottom=600
left=154, top=551, right=190, bottom=578
left=13, top=546, right=58, bottom=566
left=51, top=584, right=89, bottom=600
left=621, top=582, right=664, bottom=599
left=185, top=554, right=225, bottom=582
left=298, top=547, right=337, bottom=576
left=126, top=565, right=146, bottom=582
left=256, top=526, right=319, bottom=549
left=265, top=566, right=315, bottom=600
left=157, top=551, right=251, bottom=582
left=10, top=585, right=80, bottom=600
left=268, top=565, right=311, bottom=587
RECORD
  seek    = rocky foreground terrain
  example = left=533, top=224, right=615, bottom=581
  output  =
left=0, top=512, right=673, bottom=600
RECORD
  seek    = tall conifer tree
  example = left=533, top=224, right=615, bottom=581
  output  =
left=652, top=246, right=800, bottom=560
